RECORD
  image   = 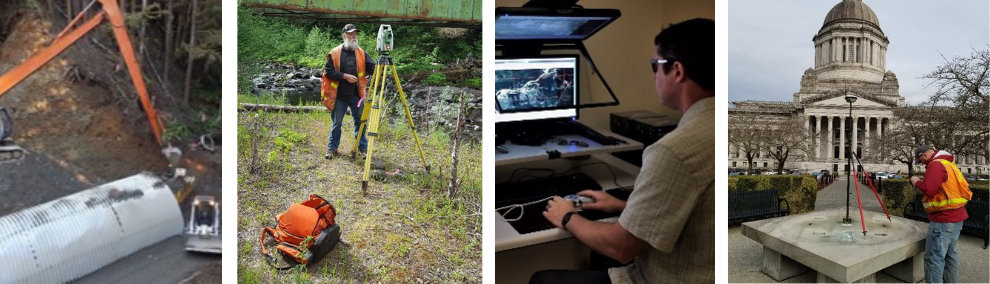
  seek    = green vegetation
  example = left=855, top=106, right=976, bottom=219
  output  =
left=237, top=107, right=481, bottom=283
left=882, top=178, right=990, bottom=218
left=728, top=175, right=819, bottom=215
left=238, top=5, right=481, bottom=95
left=422, top=73, right=448, bottom=86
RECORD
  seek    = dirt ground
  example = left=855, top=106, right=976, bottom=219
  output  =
left=0, top=9, right=222, bottom=281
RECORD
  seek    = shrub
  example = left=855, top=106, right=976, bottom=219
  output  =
left=882, top=179, right=989, bottom=218
left=422, top=72, right=448, bottom=86
left=728, top=175, right=818, bottom=215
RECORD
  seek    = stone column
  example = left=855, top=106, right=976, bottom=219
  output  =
left=833, top=38, right=838, bottom=62
left=839, top=117, right=845, bottom=159
left=805, top=116, right=811, bottom=159
left=826, top=116, right=833, bottom=159
left=852, top=116, right=859, bottom=160
left=854, top=37, right=859, bottom=63
left=864, top=117, right=871, bottom=157
left=816, top=116, right=822, bottom=159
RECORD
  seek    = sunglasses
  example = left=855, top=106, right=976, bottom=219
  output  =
left=650, top=59, right=672, bottom=73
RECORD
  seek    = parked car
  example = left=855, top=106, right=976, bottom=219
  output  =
left=820, top=170, right=831, bottom=177
left=764, top=170, right=777, bottom=175
left=875, top=172, right=888, bottom=181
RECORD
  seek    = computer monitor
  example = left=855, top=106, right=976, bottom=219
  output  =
left=494, top=55, right=578, bottom=123
left=494, top=7, right=620, bottom=41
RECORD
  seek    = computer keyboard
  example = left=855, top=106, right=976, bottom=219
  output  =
left=496, top=173, right=602, bottom=208
left=496, top=173, right=627, bottom=234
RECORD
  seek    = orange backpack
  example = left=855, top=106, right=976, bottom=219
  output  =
left=260, top=194, right=341, bottom=269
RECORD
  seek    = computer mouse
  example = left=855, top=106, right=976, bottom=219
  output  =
left=496, top=145, right=510, bottom=154
left=564, top=194, right=595, bottom=204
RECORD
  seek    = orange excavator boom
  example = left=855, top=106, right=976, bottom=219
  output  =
left=0, top=0, right=164, bottom=146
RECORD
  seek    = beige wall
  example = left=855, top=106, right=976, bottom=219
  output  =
left=495, top=0, right=715, bottom=129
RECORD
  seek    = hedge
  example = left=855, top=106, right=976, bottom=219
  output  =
left=881, top=178, right=990, bottom=218
left=727, top=175, right=818, bottom=215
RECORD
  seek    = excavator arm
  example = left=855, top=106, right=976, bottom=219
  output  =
left=0, top=0, right=164, bottom=146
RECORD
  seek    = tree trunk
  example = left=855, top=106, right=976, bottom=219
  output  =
left=746, top=155, right=754, bottom=175
left=183, top=0, right=198, bottom=105
left=138, top=0, right=147, bottom=55
left=448, top=92, right=465, bottom=198
left=164, top=0, right=173, bottom=83
left=238, top=103, right=325, bottom=113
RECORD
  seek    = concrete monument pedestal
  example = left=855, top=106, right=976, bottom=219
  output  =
left=743, top=209, right=928, bottom=283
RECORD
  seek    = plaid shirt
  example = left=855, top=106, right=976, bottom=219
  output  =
left=609, top=97, right=715, bottom=284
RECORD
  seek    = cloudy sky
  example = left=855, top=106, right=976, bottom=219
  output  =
left=729, top=0, right=989, bottom=106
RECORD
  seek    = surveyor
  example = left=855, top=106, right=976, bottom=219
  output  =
left=911, top=145, right=970, bottom=283
left=534, top=18, right=715, bottom=284
left=323, top=23, right=376, bottom=159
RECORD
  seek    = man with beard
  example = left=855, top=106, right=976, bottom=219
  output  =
left=322, top=24, right=376, bottom=159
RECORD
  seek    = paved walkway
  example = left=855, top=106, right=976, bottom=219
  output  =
left=729, top=177, right=990, bottom=283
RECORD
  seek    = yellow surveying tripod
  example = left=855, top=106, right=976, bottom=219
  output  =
left=351, top=25, right=430, bottom=194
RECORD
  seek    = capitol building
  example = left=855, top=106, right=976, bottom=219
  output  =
left=729, top=0, right=987, bottom=175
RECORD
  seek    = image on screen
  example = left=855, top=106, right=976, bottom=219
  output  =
left=495, top=57, right=577, bottom=115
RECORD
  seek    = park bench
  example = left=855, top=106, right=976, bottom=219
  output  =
left=903, top=193, right=988, bottom=249
left=729, top=189, right=790, bottom=224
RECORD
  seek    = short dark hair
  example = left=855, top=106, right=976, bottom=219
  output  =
left=654, top=18, right=715, bottom=90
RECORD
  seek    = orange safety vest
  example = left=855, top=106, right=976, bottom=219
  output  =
left=320, top=45, right=369, bottom=111
left=922, top=159, right=973, bottom=213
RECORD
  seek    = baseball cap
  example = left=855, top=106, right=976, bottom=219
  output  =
left=342, top=24, right=359, bottom=33
left=914, top=145, right=930, bottom=164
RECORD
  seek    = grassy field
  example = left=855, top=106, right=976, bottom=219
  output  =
left=236, top=97, right=481, bottom=283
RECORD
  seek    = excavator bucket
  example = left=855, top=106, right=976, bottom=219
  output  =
left=0, top=108, right=25, bottom=163
left=185, top=195, right=221, bottom=254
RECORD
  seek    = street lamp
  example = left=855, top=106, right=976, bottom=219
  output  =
left=843, top=93, right=857, bottom=224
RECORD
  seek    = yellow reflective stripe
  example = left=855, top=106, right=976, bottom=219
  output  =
left=946, top=161, right=966, bottom=183
left=358, top=72, right=364, bottom=77
left=330, top=82, right=338, bottom=88
left=923, top=198, right=969, bottom=209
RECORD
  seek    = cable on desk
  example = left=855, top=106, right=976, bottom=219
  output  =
left=508, top=168, right=556, bottom=182
left=496, top=196, right=554, bottom=222
left=560, top=162, right=630, bottom=190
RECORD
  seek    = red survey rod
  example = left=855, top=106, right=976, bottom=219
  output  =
left=864, top=173, right=891, bottom=221
left=854, top=171, right=867, bottom=235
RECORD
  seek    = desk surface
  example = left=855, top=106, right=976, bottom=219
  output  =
left=493, top=154, right=639, bottom=252
left=494, top=129, right=644, bottom=167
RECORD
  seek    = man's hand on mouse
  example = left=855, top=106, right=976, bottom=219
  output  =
left=577, top=190, right=625, bottom=213
left=543, top=196, right=576, bottom=228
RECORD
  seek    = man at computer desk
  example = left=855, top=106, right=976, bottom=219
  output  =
left=533, top=18, right=715, bottom=284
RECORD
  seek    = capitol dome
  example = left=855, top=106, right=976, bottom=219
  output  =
left=823, top=0, right=880, bottom=29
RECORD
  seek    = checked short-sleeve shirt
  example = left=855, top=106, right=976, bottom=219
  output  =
left=608, top=97, right=715, bottom=284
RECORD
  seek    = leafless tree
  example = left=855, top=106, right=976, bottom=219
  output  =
left=918, top=48, right=990, bottom=163
left=765, top=116, right=816, bottom=174
left=728, top=115, right=767, bottom=174
left=865, top=115, right=919, bottom=176
left=868, top=48, right=990, bottom=176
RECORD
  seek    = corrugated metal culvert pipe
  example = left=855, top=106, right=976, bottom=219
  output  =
left=0, top=172, right=183, bottom=283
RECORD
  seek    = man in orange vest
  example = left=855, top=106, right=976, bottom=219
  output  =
left=322, top=23, right=375, bottom=159
left=911, top=145, right=970, bottom=283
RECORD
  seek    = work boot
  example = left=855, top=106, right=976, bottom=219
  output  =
left=325, top=149, right=339, bottom=160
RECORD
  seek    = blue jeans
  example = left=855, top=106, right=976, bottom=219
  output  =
left=327, top=95, right=367, bottom=151
left=925, top=221, right=963, bottom=283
